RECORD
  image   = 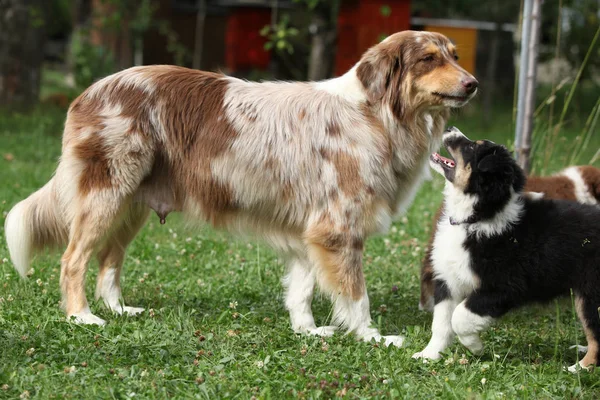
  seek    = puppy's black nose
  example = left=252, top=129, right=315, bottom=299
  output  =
left=461, top=77, right=478, bottom=94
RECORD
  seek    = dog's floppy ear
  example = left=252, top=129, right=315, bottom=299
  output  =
left=477, top=148, right=512, bottom=175
left=477, top=153, right=504, bottom=174
left=356, top=52, right=396, bottom=102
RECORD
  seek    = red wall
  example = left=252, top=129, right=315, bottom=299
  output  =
left=335, top=0, right=411, bottom=76
left=226, top=9, right=271, bottom=72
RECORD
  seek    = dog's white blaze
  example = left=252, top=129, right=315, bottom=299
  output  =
left=431, top=216, right=478, bottom=299
left=413, top=299, right=457, bottom=360
left=451, top=300, right=493, bottom=354
left=443, top=126, right=467, bottom=141
left=314, top=66, right=368, bottom=103
left=563, top=167, right=598, bottom=205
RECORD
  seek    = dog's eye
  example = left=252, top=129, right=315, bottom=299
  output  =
left=421, top=55, right=435, bottom=62
left=454, top=54, right=459, bottom=61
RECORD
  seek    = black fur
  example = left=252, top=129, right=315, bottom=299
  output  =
left=433, top=279, right=451, bottom=304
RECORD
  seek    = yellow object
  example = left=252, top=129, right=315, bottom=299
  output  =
left=424, top=26, right=477, bottom=74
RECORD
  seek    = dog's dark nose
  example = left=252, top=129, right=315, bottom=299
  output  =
left=461, top=77, right=478, bottom=94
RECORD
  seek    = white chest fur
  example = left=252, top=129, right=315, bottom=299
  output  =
left=431, top=215, right=479, bottom=299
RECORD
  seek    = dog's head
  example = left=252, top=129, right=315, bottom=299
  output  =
left=356, top=31, right=478, bottom=116
left=430, top=127, right=525, bottom=208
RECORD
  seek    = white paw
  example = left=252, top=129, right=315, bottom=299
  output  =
left=412, top=349, right=442, bottom=361
left=458, top=335, right=484, bottom=355
left=309, top=326, right=337, bottom=337
left=116, top=306, right=145, bottom=316
left=569, top=345, right=588, bottom=354
left=566, top=361, right=591, bottom=373
left=69, top=312, right=106, bottom=326
left=382, top=335, right=405, bottom=347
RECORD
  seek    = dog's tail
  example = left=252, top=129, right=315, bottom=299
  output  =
left=5, top=178, right=68, bottom=277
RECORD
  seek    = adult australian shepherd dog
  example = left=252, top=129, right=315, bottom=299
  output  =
left=413, top=127, right=600, bottom=371
left=5, top=31, right=477, bottom=345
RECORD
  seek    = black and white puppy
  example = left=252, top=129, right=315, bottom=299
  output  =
left=412, top=127, right=600, bottom=372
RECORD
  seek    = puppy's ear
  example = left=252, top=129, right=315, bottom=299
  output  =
left=356, top=52, right=396, bottom=102
left=477, top=153, right=506, bottom=174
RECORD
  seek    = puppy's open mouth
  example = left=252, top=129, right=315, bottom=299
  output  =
left=432, top=92, right=468, bottom=102
left=430, top=152, right=455, bottom=170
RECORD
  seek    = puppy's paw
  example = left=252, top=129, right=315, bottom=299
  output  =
left=116, top=306, right=145, bottom=316
left=412, top=349, right=442, bottom=361
left=459, top=334, right=484, bottom=355
left=309, top=326, right=337, bottom=337
left=382, top=335, right=405, bottom=348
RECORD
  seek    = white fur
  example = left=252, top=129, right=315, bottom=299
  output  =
left=468, top=191, right=524, bottom=238
left=332, top=293, right=404, bottom=347
left=95, top=268, right=145, bottom=316
left=413, top=299, right=457, bottom=360
left=567, top=360, right=593, bottom=373
left=442, top=126, right=466, bottom=142
left=431, top=213, right=478, bottom=299
left=443, top=183, right=524, bottom=239
left=442, top=182, right=479, bottom=224
left=524, top=191, right=545, bottom=200
left=4, top=201, right=32, bottom=277
left=451, top=300, right=493, bottom=355
left=562, top=167, right=597, bottom=205
left=69, top=307, right=106, bottom=326
left=315, top=66, right=368, bottom=103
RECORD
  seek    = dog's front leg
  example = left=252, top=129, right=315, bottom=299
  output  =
left=451, top=299, right=494, bottom=355
left=413, top=280, right=457, bottom=360
left=305, top=219, right=403, bottom=347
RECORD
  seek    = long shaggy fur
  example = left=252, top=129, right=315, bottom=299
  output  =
left=5, top=31, right=477, bottom=340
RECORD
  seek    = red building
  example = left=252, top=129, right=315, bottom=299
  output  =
left=335, top=0, right=411, bottom=75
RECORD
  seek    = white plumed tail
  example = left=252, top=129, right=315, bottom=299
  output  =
left=4, top=179, right=68, bottom=277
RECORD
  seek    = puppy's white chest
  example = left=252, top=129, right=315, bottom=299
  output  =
left=431, top=218, right=479, bottom=299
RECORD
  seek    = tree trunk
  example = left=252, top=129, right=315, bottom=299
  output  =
left=0, top=0, right=47, bottom=109
left=307, top=1, right=340, bottom=81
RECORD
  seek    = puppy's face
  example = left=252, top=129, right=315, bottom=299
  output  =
left=430, top=127, right=525, bottom=196
left=357, top=31, right=478, bottom=115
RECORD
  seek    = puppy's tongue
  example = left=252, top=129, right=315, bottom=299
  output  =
left=432, top=153, right=455, bottom=168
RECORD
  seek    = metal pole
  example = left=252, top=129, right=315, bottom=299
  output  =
left=519, top=0, right=542, bottom=172
left=515, top=0, right=533, bottom=162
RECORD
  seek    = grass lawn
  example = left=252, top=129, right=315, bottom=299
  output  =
left=0, top=102, right=599, bottom=399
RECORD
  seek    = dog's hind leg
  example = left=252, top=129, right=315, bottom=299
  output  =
left=569, top=296, right=600, bottom=372
left=60, top=192, right=134, bottom=325
left=283, top=257, right=337, bottom=337
left=304, top=217, right=403, bottom=347
left=95, top=203, right=150, bottom=316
